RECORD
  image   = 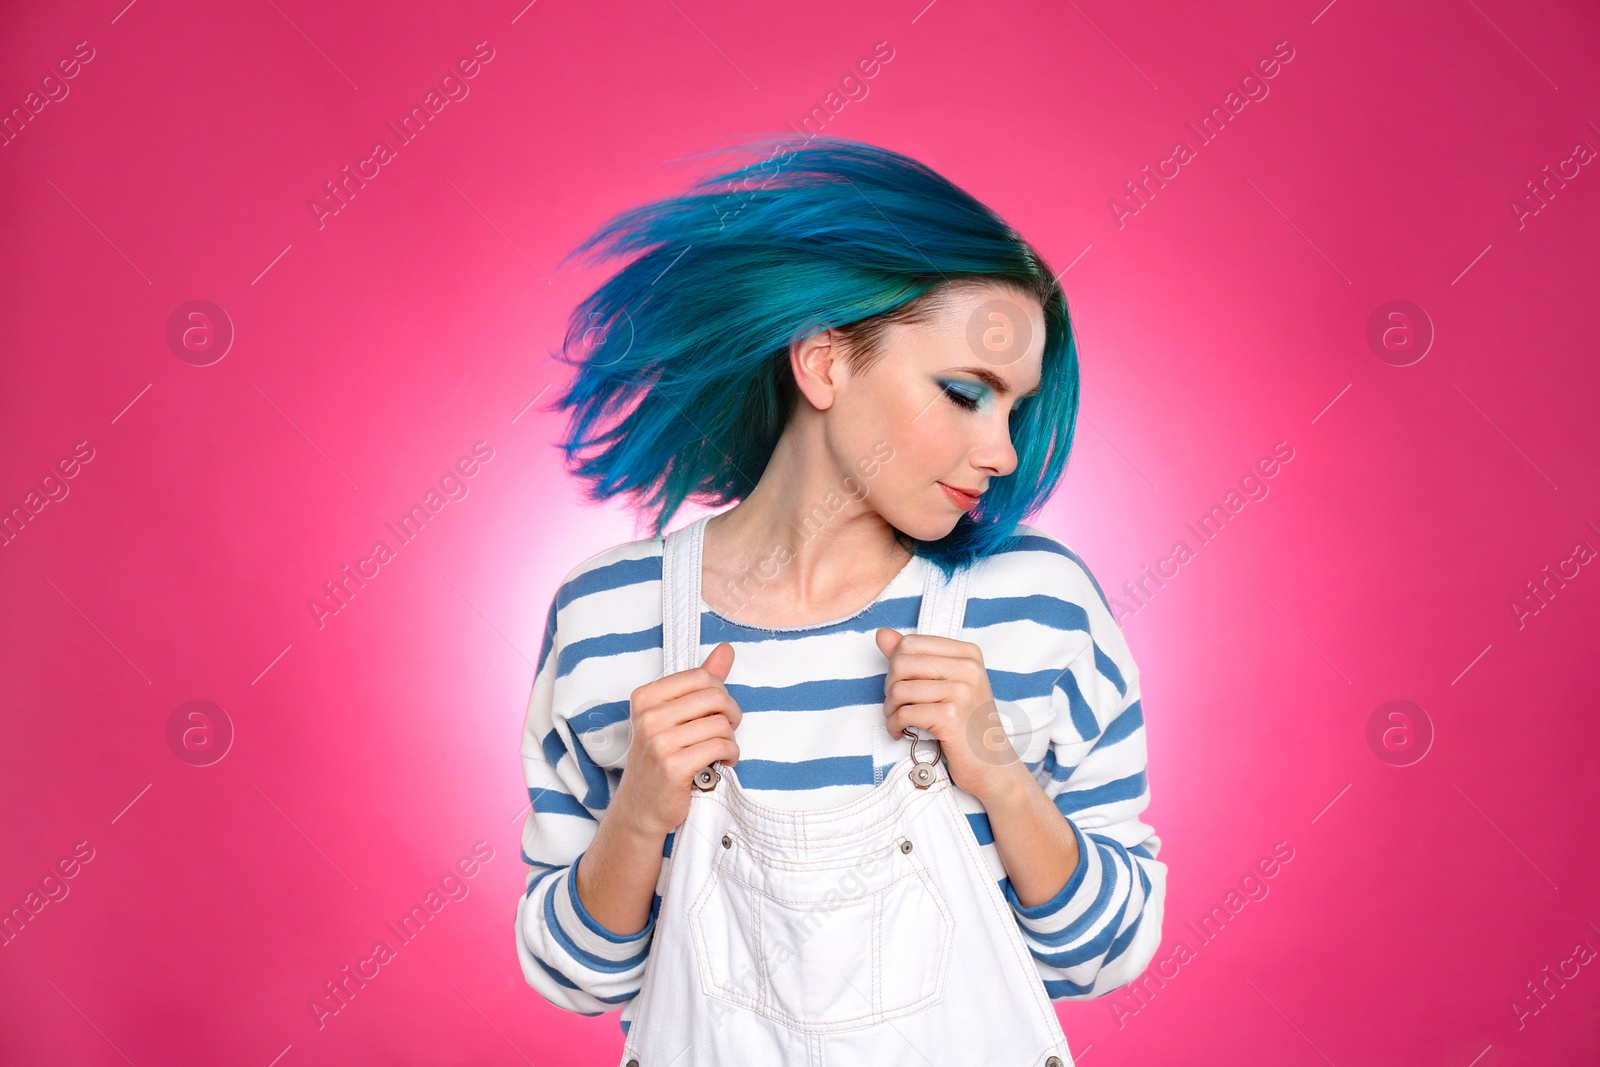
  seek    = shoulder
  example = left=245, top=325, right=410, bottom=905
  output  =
left=971, top=522, right=1115, bottom=618
left=535, top=532, right=663, bottom=672
left=976, top=524, right=1141, bottom=717
left=552, top=533, right=663, bottom=617
left=962, top=525, right=1140, bottom=732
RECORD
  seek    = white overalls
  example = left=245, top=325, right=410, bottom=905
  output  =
left=618, top=516, right=1075, bottom=1067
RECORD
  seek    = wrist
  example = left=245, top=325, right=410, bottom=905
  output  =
left=980, top=758, right=1038, bottom=810
left=609, top=781, right=672, bottom=843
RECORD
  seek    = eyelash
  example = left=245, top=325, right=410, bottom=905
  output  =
left=938, top=378, right=1042, bottom=413
left=939, top=381, right=985, bottom=411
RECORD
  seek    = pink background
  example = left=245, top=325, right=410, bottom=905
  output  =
left=3, top=0, right=1598, bottom=1063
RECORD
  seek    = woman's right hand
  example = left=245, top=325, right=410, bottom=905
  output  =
left=614, top=642, right=743, bottom=838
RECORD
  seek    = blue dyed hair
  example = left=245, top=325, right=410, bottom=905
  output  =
left=545, top=135, right=1081, bottom=579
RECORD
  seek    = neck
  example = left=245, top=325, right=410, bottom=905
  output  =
left=701, top=425, right=911, bottom=622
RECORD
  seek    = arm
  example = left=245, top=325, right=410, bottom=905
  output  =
left=514, top=588, right=670, bottom=1015
left=990, top=555, right=1167, bottom=1000
left=973, top=757, right=1081, bottom=910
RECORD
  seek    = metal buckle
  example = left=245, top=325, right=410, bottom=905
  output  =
left=907, top=730, right=940, bottom=789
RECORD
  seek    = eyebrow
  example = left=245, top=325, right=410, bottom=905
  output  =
left=945, top=366, right=1043, bottom=399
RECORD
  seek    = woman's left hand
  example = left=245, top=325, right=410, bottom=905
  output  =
left=875, top=628, right=1024, bottom=803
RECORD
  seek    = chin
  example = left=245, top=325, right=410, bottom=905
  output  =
left=885, top=508, right=962, bottom=544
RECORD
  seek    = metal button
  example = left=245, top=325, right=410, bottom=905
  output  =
left=626, top=1060, right=640, bottom=1067
left=694, top=765, right=720, bottom=790
left=721, top=834, right=731, bottom=849
left=1045, top=1058, right=1062, bottom=1067
left=900, top=840, right=913, bottom=854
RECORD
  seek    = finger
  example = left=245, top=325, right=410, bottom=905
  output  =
left=886, top=633, right=979, bottom=671
left=669, top=687, right=743, bottom=731
left=645, top=642, right=735, bottom=702
left=882, top=677, right=950, bottom=719
left=644, top=685, right=743, bottom=730
left=886, top=633, right=971, bottom=658
left=676, top=734, right=740, bottom=772
left=886, top=649, right=978, bottom=686
left=884, top=703, right=946, bottom=742
left=638, top=673, right=724, bottom=715
left=662, top=710, right=736, bottom=754
left=700, top=641, right=735, bottom=682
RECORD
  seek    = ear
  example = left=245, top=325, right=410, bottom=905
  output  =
left=790, top=328, right=846, bottom=412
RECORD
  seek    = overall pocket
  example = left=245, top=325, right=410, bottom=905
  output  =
left=689, top=830, right=954, bottom=1034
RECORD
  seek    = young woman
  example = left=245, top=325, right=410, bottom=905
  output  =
left=515, top=137, right=1165, bottom=1065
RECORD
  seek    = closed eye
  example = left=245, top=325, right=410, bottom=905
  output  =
left=938, top=380, right=984, bottom=411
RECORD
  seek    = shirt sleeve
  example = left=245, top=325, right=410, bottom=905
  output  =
left=514, top=582, right=662, bottom=1015
left=999, top=551, right=1168, bottom=1001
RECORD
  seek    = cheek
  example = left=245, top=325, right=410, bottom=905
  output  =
left=878, top=411, right=964, bottom=490
left=837, top=383, right=963, bottom=493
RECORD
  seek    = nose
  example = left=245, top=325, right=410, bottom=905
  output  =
left=970, top=413, right=1019, bottom=479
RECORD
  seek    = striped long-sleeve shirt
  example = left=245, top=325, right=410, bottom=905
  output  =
left=515, top=522, right=1166, bottom=1036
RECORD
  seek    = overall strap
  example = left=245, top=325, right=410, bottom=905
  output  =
left=915, top=554, right=971, bottom=642
left=660, top=515, right=709, bottom=678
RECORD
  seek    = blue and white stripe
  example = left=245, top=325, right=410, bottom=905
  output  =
left=515, top=523, right=1166, bottom=1030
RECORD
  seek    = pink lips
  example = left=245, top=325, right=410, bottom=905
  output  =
left=938, top=482, right=981, bottom=511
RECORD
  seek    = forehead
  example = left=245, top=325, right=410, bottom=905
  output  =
left=900, top=283, right=1046, bottom=379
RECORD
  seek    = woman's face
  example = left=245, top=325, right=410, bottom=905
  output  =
left=810, top=281, right=1048, bottom=543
